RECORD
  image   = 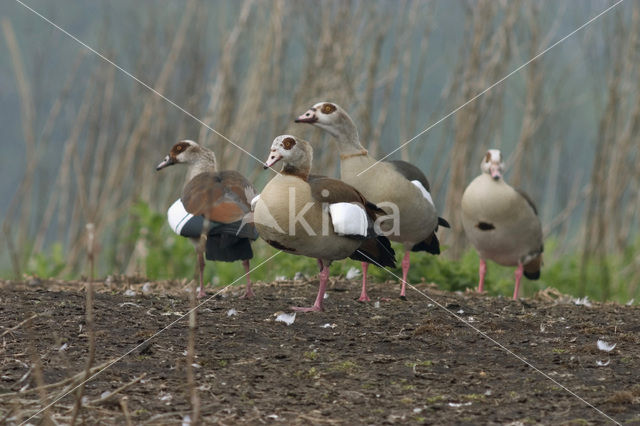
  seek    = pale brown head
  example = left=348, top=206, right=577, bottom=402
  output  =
left=480, top=149, right=504, bottom=181
left=295, top=101, right=358, bottom=143
left=156, top=140, right=211, bottom=171
left=264, top=135, right=313, bottom=178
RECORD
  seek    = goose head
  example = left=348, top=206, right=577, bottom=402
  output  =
left=264, top=135, right=313, bottom=178
left=481, top=149, right=504, bottom=181
left=156, top=140, right=215, bottom=170
left=295, top=101, right=359, bottom=145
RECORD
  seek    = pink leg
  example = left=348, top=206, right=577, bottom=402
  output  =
left=513, top=263, right=523, bottom=300
left=358, top=262, right=370, bottom=302
left=292, top=260, right=328, bottom=312
left=400, top=250, right=410, bottom=299
left=197, top=252, right=206, bottom=299
left=240, top=260, right=255, bottom=299
left=478, top=259, right=487, bottom=293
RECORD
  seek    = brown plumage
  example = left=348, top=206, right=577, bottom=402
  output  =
left=255, top=135, right=395, bottom=311
left=296, top=101, right=449, bottom=300
left=182, top=171, right=252, bottom=224
left=157, top=140, right=258, bottom=298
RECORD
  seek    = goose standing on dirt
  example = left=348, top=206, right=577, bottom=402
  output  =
left=295, top=102, right=449, bottom=301
left=156, top=140, right=258, bottom=298
left=461, top=149, right=543, bottom=299
left=253, top=135, right=396, bottom=312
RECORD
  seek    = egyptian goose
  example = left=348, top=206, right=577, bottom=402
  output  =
left=253, top=135, right=396, bottom=312
left=295, top=102, right=449, bottom=301
left=461, top=149, right=543, bottom=299
left=156, top=140, right=258, bottom=298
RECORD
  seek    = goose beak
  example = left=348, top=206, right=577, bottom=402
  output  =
left=156, top=155, right=175, bottom=171
left=295, top=109, right=317, bottom=123
left=490, top=164, right=502, bottom=180
left=264, top=153, right=282, bottom=169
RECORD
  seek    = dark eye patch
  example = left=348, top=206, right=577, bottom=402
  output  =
left=321, top=103, right=336, bottom=114
left=484, top=152, right=491, bottom=163
left=171, top=142, right=190, bottom=156
left=283, top=137, right=296, bottom=150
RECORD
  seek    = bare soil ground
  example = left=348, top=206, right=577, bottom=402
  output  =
left=1, top=276, right=639, bottom=425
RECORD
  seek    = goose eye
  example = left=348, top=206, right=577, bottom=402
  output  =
left=283, top=137, right=296, bottom=150
left=321, top=103, right=336, bottom=114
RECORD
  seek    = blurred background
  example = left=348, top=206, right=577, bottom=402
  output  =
left=1, top=0, right=638, bottom=301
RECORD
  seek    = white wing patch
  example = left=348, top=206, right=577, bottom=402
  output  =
left=411, top=180, right=434, bottom=206
left=329, top=202, right=368, bottom=237
left=250, top=194, right=261, bottom=212
left=167, top=199, right=193, bottom=235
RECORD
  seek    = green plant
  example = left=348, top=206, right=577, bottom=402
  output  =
left=26, top=242, right=67, bottom=278
left=128, top=201, right=196, bottom=280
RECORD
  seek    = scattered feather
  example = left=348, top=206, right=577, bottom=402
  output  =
left=413, top=407, right=423, bottom=414
left=597, top=340, right=616, bottom=352
left=275, top=275, right=287, bottom=281
left=159, top=393, right=172, bottom=402
left=573, top=297, right=592, bottom=307
left=267, top=414, right=279, bottom=420
left=323, top=293, right=329, bottom=299
left=293, top=272, right=306, bottom=280
left=321, top=323, right=337, bottom=329
left=119, top=302, right=142, bottom=308
left=17, top=370, right=29, bottom=385
left=182, top=415, right=191, bottom=426
left=275, top=312, right=296, bottom=326
left=456, top=309, right=464, bottom=314
left=596, top=359, right=610, bottom=367
left=467, top=316, right=475, bottom=323
left=627, top=298, right=634, bottom=306
left=162, top=311, right=184, bottom=316
left=142, top=282, right=153, bottom=295
left=448, top=402, right=472, bottom=407
left=346, top=267, right=361, bottom=280
left=81, top=396, right=90, bottom=405
left=374, top=301, right=381, bottom=308
left=100, top=391, right=111, bottom=399
left=58, top=343, right=68, bottom=352
left=124, top=289, right=137, bottom=297
left=227, top=309, right=238, bottom=317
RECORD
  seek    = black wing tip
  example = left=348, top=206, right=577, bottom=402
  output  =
left=524, top=270, right=541, bottom=280
left=411, top=234, right=441, bottom=255
left=350, top=236, right=396, bottom=268
left=374, top=236, right=397, bottom=268
left=438, top=217, right=451, bottom=228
